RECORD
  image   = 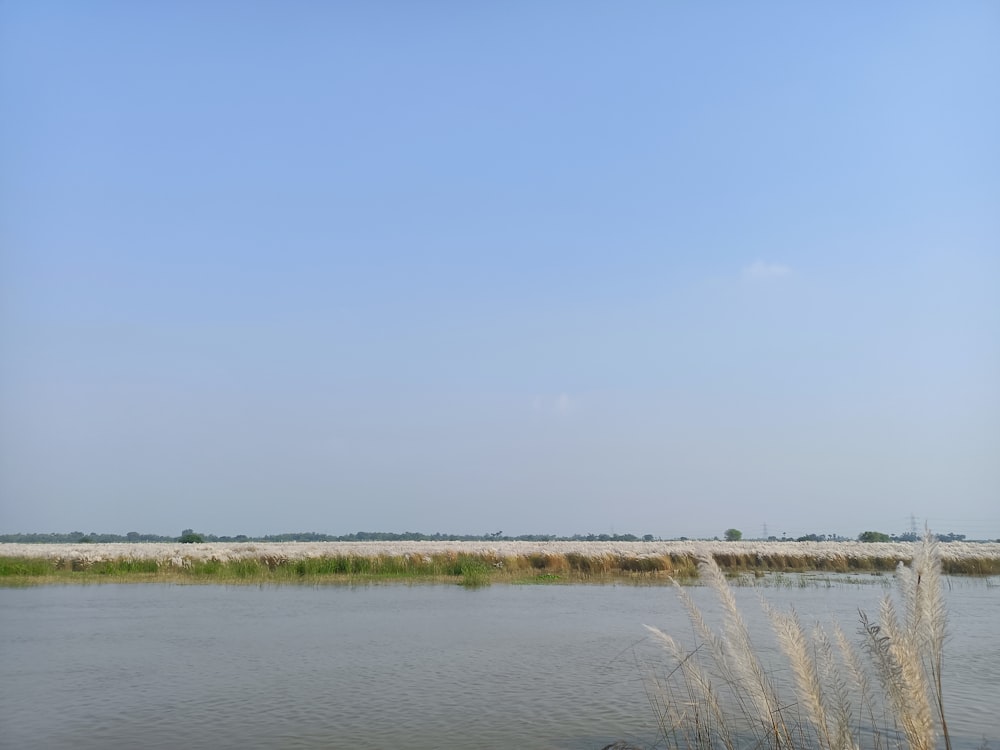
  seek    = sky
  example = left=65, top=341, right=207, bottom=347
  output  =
left=1, top=2, right=998, bottom=540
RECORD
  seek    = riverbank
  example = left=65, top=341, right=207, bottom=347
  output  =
left=3, top=540, right=999, bottom=585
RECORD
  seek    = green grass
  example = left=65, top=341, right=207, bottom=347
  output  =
left=90, top=559, right=160, bottom=575
left=0, top=557, right=53, bottom=577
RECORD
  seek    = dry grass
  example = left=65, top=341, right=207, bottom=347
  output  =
left=1, top=538, right=997, bottom=585
left=644, top=532, right=956, bottom=750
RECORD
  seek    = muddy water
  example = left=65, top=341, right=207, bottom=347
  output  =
left=1, top=580, right=996, bottom=749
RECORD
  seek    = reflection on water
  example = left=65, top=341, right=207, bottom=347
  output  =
left=1, top=581, right=997, bottom=749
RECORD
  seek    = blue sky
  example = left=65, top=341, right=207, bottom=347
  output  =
left=2, top=2, right=998, bottom=539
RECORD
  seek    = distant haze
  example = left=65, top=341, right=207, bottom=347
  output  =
left=1, top=2, right=997, bottom=540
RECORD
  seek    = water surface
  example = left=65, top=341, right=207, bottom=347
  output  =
left=1, top=580, right=996, bottom=749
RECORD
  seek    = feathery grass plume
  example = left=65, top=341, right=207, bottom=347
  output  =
left=833, top=623, right=884, bottom=750
left=667, top=581, right=772, bottom=748
left=646, top=531, right=952, bottom=750
left=652, top=567, right=785, bottom=750
left=697, top=554, right=788, bottom=745
left=645, top=625, right=737, bottom=750
left=813, top=624, right=853, bottom=750
left=858, top=607, right=908, bottom=737
left=878, top=597, right=936, bottom=750
left=671, top=582, right=731, bottom=678
left=861, top=529, right=949, bottom=750
left=899, top=531, right=950, bottom=750
left=853, top=533, right=951, bottom=750
left=769, top=607, right=832, bottom=749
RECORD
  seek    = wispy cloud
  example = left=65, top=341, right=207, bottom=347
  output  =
left=554, top=393, right=573, bottom=413
left=533, top=393, right=576, bottom=415
left=743, top=260, right=792, bottom=280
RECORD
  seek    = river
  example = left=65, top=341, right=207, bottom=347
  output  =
left=1, top=579, right=996, bottom=749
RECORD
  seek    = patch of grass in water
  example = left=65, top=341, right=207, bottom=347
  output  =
left=229, top=559, right=263, bottom=579
left=188, top=559, right=223, bottom=577
left=0, top=557, right=53, bottom=576
left=90, top=559, right=160, bottom=575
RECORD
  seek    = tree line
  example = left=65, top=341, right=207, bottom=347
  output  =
left=0, top=530, right=657, bottom=544
left=0, top=529, right=977, bottom=544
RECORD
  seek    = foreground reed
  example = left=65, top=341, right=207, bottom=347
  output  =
left=644, top=532, right=955, bottom=750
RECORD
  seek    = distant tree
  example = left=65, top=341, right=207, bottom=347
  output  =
left=642, top=534, right=654, bottom=542
left=179, top=529, right=205, bottom=544
left=126, top=532, right=140, bottom=542
left=724, top=528, right=742, bottom=541
left=936, top=532, right=966, bottom=542
left=858, top=531, right=890, bottom=543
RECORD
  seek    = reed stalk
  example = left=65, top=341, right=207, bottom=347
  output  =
left=646, top=532, right=953, bottom=750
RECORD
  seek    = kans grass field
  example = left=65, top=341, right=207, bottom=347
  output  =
left=2, top=539, right=999, bottom=585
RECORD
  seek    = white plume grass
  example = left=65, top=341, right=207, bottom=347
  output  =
left=645, top=532, right=951, bottom=750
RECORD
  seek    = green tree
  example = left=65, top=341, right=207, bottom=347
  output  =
left=179, top=529, right=205, bottom=544
left=724, top=528, right=742, bottom=541
left=858, top=530, right=890, bottom=543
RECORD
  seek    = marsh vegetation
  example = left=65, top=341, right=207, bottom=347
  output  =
left=644, top=533, right=961, bottom=750
left=2, top=539, right=998, bottom=586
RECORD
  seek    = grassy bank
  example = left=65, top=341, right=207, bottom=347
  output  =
left=0, top=551, right=695, bottom=586
left=2, top=540, right=999, bottom=586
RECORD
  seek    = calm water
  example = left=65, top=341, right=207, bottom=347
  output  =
left=1, top=580, right=997, bottom=749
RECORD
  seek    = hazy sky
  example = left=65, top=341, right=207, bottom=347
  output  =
left=2, top=2, right=998, bottom=540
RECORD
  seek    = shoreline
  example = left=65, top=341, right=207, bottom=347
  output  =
left=3, top=540, right=999, bottom=585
